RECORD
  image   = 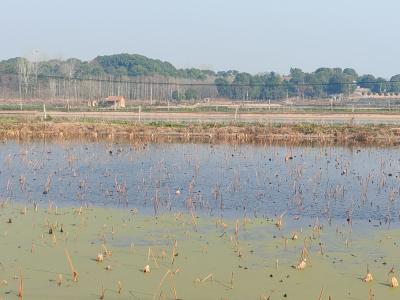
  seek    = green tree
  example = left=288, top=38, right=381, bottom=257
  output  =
left=231, top=72, right=252, bottom=100
left=357, top=74, right=376, bottom=90
left=327, top=73, right=355, bottom=95
left=371, top=78, right=388, bottom=94
left=304, top=73, right=325, bottom=98
left=171, top=90, right=184, bottom=101
left=215, top=77, right=232, bottom=98
left=289, top=68, right=306, bottom=98
left=184, top=88, right=198, bottom=100
left=343, top=68, right=358, bottom=82
left=0, top=58, right=20, bottom=74
left=389, top=74, right=400, bottom=93
left=260, top=72, right=286, bottom=99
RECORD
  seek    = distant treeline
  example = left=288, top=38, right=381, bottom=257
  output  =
left=0, top=54, right=213, bottom=80
left=215, top=68, right=400, bottom=100
left=0, top=53, right=400, bottom=102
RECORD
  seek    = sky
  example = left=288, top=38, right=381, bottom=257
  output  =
left=1, top=0, right=400, bottom=77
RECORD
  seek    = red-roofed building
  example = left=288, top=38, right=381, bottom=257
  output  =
left=102, top=96, right=126, bottom=109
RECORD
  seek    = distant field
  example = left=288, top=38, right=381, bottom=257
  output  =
left=1, top=97, right=400, bottom=115
left=1, top=96, right=400, bottom=125
left=2, top=109, right=400, bottom=125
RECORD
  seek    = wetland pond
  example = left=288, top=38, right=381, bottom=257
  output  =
left=1, top=140, right=399, bottom=224
left=1, top=140, right=400, bottom=299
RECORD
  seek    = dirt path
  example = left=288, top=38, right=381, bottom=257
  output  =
left=3, top=110, right=400, bottom=124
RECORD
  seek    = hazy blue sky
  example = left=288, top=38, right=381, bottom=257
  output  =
left=1, top=0, right=400, bottom=77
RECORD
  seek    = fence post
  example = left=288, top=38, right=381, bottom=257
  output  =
left=234, top=105, right=239, bottom=121
left=43, top=104, right=47, bottom=120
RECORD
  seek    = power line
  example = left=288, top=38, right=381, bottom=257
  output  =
left=0, top=72, right=397, bottom=89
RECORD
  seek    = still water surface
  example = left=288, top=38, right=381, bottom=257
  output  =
left=0, top=141, right=399, bottom=222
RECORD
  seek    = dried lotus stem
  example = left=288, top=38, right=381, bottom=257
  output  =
left=65, top=248, right=78, bottom=282
left=363, top=264, right=373, bottom=282
left=18, top=269, right=23, bottom=299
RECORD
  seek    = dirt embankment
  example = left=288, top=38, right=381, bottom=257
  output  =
left=3, top=110, right=400, bottom=124
left=0, top=120, right=399, bottom=146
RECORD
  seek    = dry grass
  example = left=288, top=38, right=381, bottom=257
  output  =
left=0, top=119, right=398, bottom=146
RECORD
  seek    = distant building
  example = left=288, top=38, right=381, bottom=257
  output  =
left=353, top=86, right=370, bottom=96
left=99, top=96, right=126, bottom=109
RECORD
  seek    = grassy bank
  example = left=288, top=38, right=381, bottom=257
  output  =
left=0, top=117, right=398, bottom=146
left=2, top=102, right=400, bottom=114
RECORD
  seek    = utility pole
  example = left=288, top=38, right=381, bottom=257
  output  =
left=33, top=50, right=38, bottom=98
left=150, top=82, right=153, bottom=105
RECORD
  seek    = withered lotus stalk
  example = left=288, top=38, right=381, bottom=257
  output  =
left=390, top=276, right=399, bottom=288
left=363, top=265, right=373, bottom=282
left=144, top=264, right=150, bottom=273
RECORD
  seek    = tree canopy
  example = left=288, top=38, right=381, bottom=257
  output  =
left=213, top=67, right=398, bottom=99
left=1, top=53, right=400, bottom=100
left=0, top=53, right=215, bottom=80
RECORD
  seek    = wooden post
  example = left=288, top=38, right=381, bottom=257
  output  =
left=234, top=105, right=239, bottom=121
left=43, top=104, right=47, bottom=120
